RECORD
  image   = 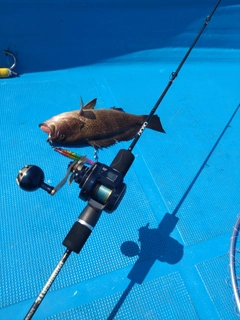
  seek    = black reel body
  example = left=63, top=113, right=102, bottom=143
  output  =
left=73, top=162, right=126, bottom=213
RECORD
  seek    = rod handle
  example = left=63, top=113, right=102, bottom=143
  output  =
left=110, top=149, right=135, bottom=177
left=62, top=204, right=102, bottom=253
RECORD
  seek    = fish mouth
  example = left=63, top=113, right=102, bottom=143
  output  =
left=39, top=123, right=51, bottom=134
left=39, top=122, right=56, bottom=143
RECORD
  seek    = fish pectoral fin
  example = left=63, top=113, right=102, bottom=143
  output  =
left=88, top=138, right=117, bottom=149
left=110, top=107, right=125, bottom=112
left=83, top=98, right=97, bottom=110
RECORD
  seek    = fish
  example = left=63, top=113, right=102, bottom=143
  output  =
left=39, top=97, right=165, bottom=149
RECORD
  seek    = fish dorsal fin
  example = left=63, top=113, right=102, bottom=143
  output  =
left=79, top=97, right=97, bottom=116
left=110, top=107, right=125, bottom=112
left=79, top=96, right=85, bottom=116
left=84, top=98, right=97, bottom=110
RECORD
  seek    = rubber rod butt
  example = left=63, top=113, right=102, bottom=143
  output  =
left=62, top=222, right=92, bottom=253
left=62, top=204, right=102, bottom=253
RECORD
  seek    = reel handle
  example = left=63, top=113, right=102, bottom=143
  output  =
left=16, top=165, right=54, bottom=194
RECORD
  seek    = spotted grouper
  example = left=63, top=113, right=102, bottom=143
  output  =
left=39, top=97, right=165, bottom=149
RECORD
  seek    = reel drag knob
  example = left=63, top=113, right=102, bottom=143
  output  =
left=16, top=165, right=54, bottom=194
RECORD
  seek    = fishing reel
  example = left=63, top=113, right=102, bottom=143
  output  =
left=16, top=149, right=134, bottom=214
left=70, top=161, right=126, bottom=213
left=16, top=149, right=134, bottom=255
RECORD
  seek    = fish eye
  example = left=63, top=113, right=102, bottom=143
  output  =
left=57, top=131, right=65, bottom=140
left=56, top=131, right=65, bottom=140
left=59, top=133, right=65, bottom=140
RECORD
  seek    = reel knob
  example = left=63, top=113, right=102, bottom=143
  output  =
left=16, top=165, right=54, bottom=194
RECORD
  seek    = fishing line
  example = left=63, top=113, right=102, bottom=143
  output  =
left=128, top=0, right=221, bottom=152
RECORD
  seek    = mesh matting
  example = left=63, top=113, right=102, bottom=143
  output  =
left=1, top=1, right=240, bottom=319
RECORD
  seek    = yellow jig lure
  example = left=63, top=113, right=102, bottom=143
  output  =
left=0, top=50, right=17, bottom=78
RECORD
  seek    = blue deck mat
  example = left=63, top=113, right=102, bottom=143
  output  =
left=1, top=1, right=240, bottom=319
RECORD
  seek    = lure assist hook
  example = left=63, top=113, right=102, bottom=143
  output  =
left=0, top=50, right=17, bottom=77
left=16, top=0, right=221, bottom=318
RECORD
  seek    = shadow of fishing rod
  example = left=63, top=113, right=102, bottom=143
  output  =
left=108, top=103, right=240, bottom=319
left=172, top=103, right=240, bottom=217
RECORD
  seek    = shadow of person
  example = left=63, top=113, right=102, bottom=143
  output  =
left=107, top=213, right=183, bottom=319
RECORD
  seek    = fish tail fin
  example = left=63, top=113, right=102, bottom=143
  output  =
left=144, top=115, right=165, bottom=133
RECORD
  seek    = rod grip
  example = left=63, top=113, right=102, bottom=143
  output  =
left=110, top=149, right=135, bottom=177
left=62, top=222, right=91, bottom=253
left=62, top=204, right=102, bottom=253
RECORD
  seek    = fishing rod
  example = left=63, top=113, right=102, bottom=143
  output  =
left=128, top=0, right=221, bottom=152
left=16, top=1, right=221, bottom=318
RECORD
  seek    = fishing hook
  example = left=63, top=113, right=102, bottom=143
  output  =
left=0, top=50, right=17, bottom=77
